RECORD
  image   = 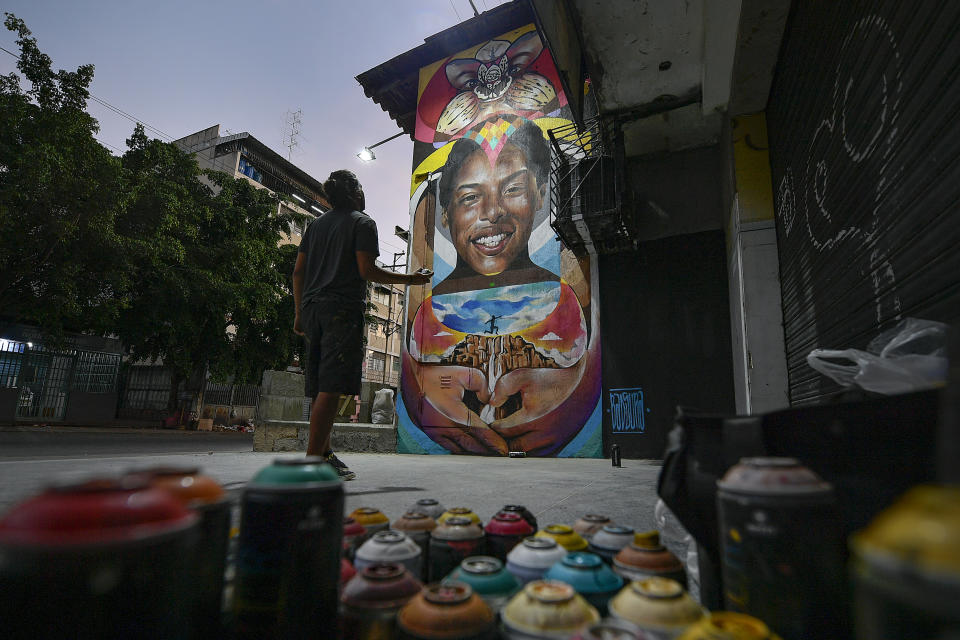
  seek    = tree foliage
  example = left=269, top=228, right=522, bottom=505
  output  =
left=0, top=13, right=123, bottom=338
left=115, top=131, right=306, bottom=396
left=0, top=14, right=309, bottom=409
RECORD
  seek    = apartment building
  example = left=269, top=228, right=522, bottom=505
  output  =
left=173, top=124, right=329, bottom=245
left=363, top=277, right=405, bottom=389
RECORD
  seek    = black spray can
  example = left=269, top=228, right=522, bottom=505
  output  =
left=717, top=457, right=848, bottom=640
left=428, top=516, right=485, bottom=582
left=234, top=457, right=344, bottom=640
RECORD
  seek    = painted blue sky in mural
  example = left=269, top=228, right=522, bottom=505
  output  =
left=432, top=281, right=560, bottom=335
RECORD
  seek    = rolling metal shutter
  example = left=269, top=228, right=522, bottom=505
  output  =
left=767, top=0, right=960, bottom=404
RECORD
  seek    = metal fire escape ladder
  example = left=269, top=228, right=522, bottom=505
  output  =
left=547, top=116, right=636, bottom=257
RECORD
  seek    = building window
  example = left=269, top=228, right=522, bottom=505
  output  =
left=368, top=352, right=385, bottom=374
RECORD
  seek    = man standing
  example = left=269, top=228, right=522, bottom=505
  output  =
left=293, top=170, right=430, bottom=479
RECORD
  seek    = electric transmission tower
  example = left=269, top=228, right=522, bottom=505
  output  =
left=282, top=108, right=302, bottom=161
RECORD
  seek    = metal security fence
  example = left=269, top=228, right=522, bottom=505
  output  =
left=0, top=341, right=121, bottom=421
left=117, top=365, right=172, bottom=421
left=199, top=381, right=260, bottom=427
left=73, top=351, right=121, bottom=393
left=203, top=382, right=259, bottom=408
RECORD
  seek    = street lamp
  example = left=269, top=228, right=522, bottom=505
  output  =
left=357, top=131, right=406, bottom=163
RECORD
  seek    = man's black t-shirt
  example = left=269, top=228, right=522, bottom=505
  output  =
left=299, top=208, right=379, bottom=304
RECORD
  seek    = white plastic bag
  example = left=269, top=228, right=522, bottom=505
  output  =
left=807, top=318, right=948, bottom=394
left=654, top=498, right=700, bottom=602
left=371, top=388, right=396, bottom=424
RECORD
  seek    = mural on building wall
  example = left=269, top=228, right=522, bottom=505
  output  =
left=398, top=25, right=602, bottom=457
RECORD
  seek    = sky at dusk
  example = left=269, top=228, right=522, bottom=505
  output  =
left=0, top=0, right=511, bottom=260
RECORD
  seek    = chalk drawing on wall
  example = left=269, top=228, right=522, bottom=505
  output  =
left=399, top=25, right=601, bottom=458
left=777, top=14, right=903, bottom=325
left=608, top=388, right=649, bottom=434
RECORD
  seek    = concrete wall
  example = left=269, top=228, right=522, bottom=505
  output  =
left=722, top=113, right=789, bottom=414
left=254, top=419, right=397, bottom=453
left=64, top=392, right=118, bottom=426
left=253, top=370, right=397, bottom=453
left=258, top=370, right=306, bottom=423
left=0, top=388, right=18, bottom=424
left=600, top=143, right=736, bottom=459
left=628, top=145, right=726, bottom=242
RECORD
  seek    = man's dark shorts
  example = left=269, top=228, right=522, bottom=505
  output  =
left=302, top=298, right=365, bottom=398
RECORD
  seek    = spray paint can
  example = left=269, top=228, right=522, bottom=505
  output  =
left=351, top=507, right=391, bottom=537
left=0, top=477, right=199, bottom=639
left=128, top=466, right=231, bottom=639
left=437, top=506, right=482, bottom=526
left=570, top=619, right=649, bottom=640
left=536, top=524, right=589, bottom=552
left=542, top=552, right=624, bottom=616
left=502, top=504, right=539, bottom=531
left=234, top=456, right=344, bottom=640
left=589, top=525, right=635, bottom=563
left=485, top=511, right=536, bottom=561
left=343, top=517, right=368, bottom=561
left=676, top=612, right=782, bottom=640
left=444, top=555, right=521, bottom=612
left=397, top=581, right=496, bottom=639
left=393, top=511, right=437, bottom=580
left=612, top=444, right=622, bottom=467
left=614, top=531, right=686, bottom=587
left=849, top=485, right=960, bottom=640
left=505, top=536, right=568, bottom=585
left=428, top=516, right=485, bottom=582
left=608, top=577, right=705, bottom=639
left=573, top=514, right=614, bottom=542
left=355, top=530, right=424, bottom=577
left=717, top=457, right=845, bottom=640
left=341, top=557, right=357, bottom=587
left=340, top=563, right=423, bottom=640
left=501, top=579, right=601, bottom=639
left=407, top=498, right=446, bottom=520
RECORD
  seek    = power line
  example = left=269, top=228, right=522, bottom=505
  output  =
left=96, top=137, right=124, bottom=154
left=449, top=0, right=463, bottom=22
left=0, top=45, right=176, bottom=142
left=0, top=42, right=325, bottom=212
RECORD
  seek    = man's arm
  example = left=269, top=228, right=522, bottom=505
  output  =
left=292, top=252, right=306, bottom=335
left=357, top=251, right=431, bottom=286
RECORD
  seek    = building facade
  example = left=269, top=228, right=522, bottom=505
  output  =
left=364, top=279, right=404, bottom=389
left=357, top=0, right=960, bottom=458
left=173, top=124, right=328, bottom=246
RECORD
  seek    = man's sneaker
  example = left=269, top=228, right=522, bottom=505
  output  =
left=325, top=453, right=356, bottom=481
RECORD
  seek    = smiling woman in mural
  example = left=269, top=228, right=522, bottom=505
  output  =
left=400, top=115, right=601, bottom=457
left=398, top=24, right=601, bottom=458
left=432, top=117, right=557, bottom=295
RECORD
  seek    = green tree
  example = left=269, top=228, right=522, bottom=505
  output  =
left=115, top=128, right=307, bottom=410
left=0, top=13, right=123, bottom=338
left=0, top=13, right=309, bottom=413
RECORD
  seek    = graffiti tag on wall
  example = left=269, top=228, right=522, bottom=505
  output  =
left=608, top=387, right=647, bottom=433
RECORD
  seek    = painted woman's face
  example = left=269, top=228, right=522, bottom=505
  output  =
left=447, top=142, right=544, bottom=276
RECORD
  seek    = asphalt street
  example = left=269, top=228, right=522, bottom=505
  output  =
left=0, top=428, right=667, bottom=547
left=0, top=427, right=252, bottom=459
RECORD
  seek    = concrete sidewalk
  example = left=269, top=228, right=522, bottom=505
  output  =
left=0, top=451, right=664, bottom=531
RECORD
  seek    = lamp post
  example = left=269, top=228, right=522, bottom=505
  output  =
left=357, top=131, right=406, bottom=162
left=381, top=251, right=405, bottom=385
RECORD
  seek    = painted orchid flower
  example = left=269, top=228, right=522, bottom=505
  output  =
left=436, top=31, right=558, bottom=138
